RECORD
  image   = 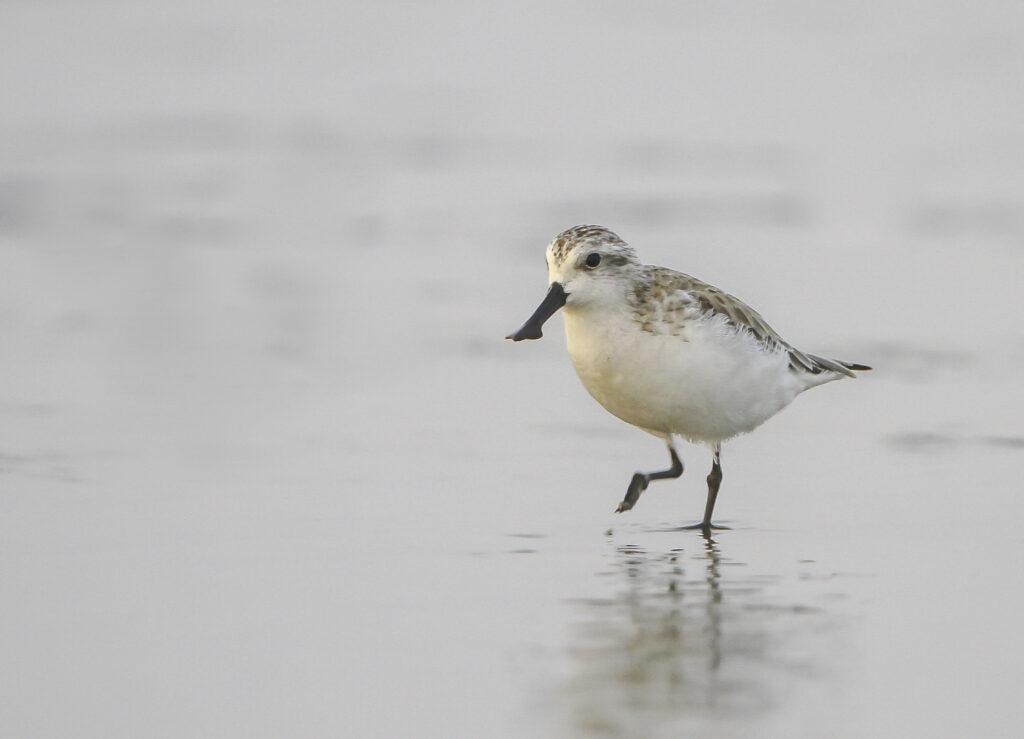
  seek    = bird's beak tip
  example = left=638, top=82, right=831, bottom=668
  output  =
left=506, top=282, right=566, bottom=344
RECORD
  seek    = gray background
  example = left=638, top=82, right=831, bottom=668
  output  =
left=2, top=2, right=1023, bottom=737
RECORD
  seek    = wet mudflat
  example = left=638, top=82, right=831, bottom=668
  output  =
left=2, top=2, right=1024, bottom=737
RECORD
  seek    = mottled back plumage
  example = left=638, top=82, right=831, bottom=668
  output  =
left=628, top=267, right=865, bottom=377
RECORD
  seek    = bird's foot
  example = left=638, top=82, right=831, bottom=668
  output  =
left=614, top=473, right=649, bottom=513
left=680, top=522, right=731, bottom=532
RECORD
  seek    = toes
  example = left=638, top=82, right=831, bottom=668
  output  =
left=680, top=522, right=730, bottom=531
left=616, top=474, right=648, bottom=513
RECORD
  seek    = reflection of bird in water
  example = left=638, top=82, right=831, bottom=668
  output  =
left=507, top=225, right=869, bottom=530
left=702, top=535, right=723, bottom=671
left=564, top=533, right=806, bottom=736
left=565, top=536, right=727, bottom=734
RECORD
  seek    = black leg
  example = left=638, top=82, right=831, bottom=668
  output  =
left=703, top=451, right=723, bottom=525
left=682, top=445, right=729, bottom=532
left=615, top=444, right=683, bottom=513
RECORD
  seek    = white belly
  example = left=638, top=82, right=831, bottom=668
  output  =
left=563, top=308, right=801, bottom=442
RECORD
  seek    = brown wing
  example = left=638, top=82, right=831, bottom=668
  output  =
left=641, top=268, right=864, bottom=378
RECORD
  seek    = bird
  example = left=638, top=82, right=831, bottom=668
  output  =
left=506, top=225, right=869, bottom=531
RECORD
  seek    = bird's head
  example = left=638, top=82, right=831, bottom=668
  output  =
left=506, top=225, right=640, bottom=341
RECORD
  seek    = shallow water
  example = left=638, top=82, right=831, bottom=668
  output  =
left=2, top=2, right=1024, bottom=737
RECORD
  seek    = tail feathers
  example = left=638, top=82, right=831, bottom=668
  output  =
left=790, top=348, right=872, bottom=376
left=806, top=352, right=872, bottom=376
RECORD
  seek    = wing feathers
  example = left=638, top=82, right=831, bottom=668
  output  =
left=637, top=267, right=870, bottom=378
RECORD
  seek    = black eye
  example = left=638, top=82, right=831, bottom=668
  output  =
left=585, top=253, right=601, bottom=268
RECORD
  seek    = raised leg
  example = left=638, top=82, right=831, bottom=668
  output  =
left=682, top=444, right=729, bottom=531
left=615, top=442, right=683, bottom=513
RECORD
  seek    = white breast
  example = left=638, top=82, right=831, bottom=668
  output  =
left=563, top=306, right=803, bottom=442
